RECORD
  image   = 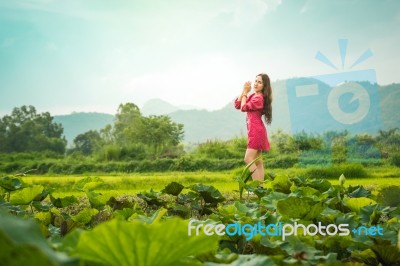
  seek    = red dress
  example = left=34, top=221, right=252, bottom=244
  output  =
left=234, top=94, right=270, bottom=151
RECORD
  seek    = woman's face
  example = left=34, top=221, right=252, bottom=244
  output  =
left=254, top=75, right=264, bottom=93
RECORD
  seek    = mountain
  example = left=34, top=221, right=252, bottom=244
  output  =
left=141, top=98, right=198, bottom=116
left=54, top=112, right=114, bottom=146
left=379, top=83, right=400, bottom=130
left=141, top=99, right=179, bottom=116
left=53, top=80, right=400, bottom=146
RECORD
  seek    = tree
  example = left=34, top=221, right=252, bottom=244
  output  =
left=113, top=103, right=143, bottom=146
left=292, top=131, right=322, bottom=151
left=0, top=105, right=66, bottom=154
left=73, top=130, right=102, bottom=155
left=140, top=115, right=184, bottom=156
left=108, top=102, right=184, bottom=159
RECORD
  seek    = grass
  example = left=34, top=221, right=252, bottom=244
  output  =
left=18, top=166, right=400, bottom=198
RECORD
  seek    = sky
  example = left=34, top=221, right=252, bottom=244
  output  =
left=1, top=0, right=399, bottom=116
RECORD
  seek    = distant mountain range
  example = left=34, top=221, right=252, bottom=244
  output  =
left=53, top=112, right=114, bottom=146
left=54, top=79, right=400, bottom=146
left=141, top=98, right=198, bottom=116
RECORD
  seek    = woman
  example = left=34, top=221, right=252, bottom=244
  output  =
left=234, top=73, right=272, bottom=182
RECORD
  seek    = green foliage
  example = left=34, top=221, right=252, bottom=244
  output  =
left=292, top=131, right=323, bottom=151
left=72, top=130, right=102, bottom=155
left=342, top=197, right=377, bottom=213
left=162, top=181, right=185, bottom=196
left=192, top=140, right=238, bottom=159
left=304, top=163, right=368, bottom=179
left=10, top=185, right=44, bottom=205
left=233, top=156, right=261, bottom=200
left=74, top=218, right=219, bottom=266
left=376, top=185, right=400, bottom=207
left=271, top=175, right=292, bottom=193
left=0, top=105, right=66, bottom=154
left=109, top=103, right=184, bottom=159
left=0, top=212, right=76, bottom=266
left=1, top=170, right=400, bottom=265
left=191, top=184, right=225, bottom=204
left=137, top=189, right=166, bottom=207
left=73, top=176, right=104, bottom=192
left=0, top=176, right=23, bottom=191
left=71, top=208, right=99, bottom=225
left=50, top=195, right=79, bottom=208
left=390, top=152, right=400, bottom=167
left=276, top=196, right=324, bottom=220
left=270, top=129, right=297, bottom=154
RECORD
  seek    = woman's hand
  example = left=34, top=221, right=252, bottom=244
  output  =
left=242, top=81, right=251, bottom=94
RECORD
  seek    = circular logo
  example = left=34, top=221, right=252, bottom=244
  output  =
left=327, top=82, right=370, bottom=125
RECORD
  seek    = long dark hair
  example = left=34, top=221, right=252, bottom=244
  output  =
left=258, top=73, right=272, bottom=125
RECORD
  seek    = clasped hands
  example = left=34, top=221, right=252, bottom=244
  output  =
left=242, top=81, right=251, bottom=96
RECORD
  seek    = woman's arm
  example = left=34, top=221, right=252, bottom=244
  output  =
left=240, top=81, right=251, bottom=109
left=241, top=94, right=264, bottom=112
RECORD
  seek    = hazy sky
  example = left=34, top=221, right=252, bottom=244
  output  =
left=1, top=0, right=399, bottom=115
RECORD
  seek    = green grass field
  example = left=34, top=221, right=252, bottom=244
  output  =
left=20, top=166, right=400, bottom=199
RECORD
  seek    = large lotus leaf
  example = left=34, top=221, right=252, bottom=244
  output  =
left=162, top=181, right=185, bottom=196
left=74, top=218, right=219, bottom=266
left=113, top=208, right=138, bottom=220
left=204, top=254, right=275, bottom=266
left=316, top=235, right=355, bottom=260
left=342, top=197, right=377, bottom=213
left=86, top=191, right=109, bottom=209
left=71, top=208, right=99, bottom=225
left=137, top=189, right=165, bottom=206
left=128, top=208, right=167, bottom=224
left=376, top=185, right=400, bottom=207
left=10, top=185, right=44, bottom=205
left=213, top=201, right=261, bottom=224
left=291, top=186, right=321, bottom=198
left=260, top=191, right=288, bottom=209
left=320, top=208, right=343, bottom=224
left=0, top=176, right=23, bottom=191
left=335, top=213, right=359, bottom=235
left=371, top=245, right=400, bottom=265
left=359, top=204, right=392, bottom=226
left=276, top=196, right=321, bottom=220
left=347, top=185, right=371, bottom=198
left=280, top=236, right=323, bottom=263
left=177, top=192, right=199, bottom=205
left=307, top=178, right=332, bottom=193
left=191, top=184, right=225, bottom=204
left=0, top=212, right=77, bottom=266
left=170, top=204, right=191, bottom=219
left=350, top=249, right=378, bottom=265
left=271, top=175, right=292, bottom=194
left=73, top=176, right=104, bottom=192
left=304, top=202, right=325, bottom=220
left=50, top=195, right=79, bottom=208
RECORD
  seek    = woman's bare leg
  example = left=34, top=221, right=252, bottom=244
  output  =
left=255, top=150, right=264, bottom=183
left=244, top=149, right=264, bottom=181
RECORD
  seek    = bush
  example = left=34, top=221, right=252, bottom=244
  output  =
left=265, top=155, right=298, bottom=168
left=304, top=163, right=368, bottom=179
left=390, top=153, right=400, bottom=167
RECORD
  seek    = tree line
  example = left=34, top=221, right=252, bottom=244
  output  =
left=0, top=104, right=399, bottom=168
left=0, top=104, right=184, bottom=160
